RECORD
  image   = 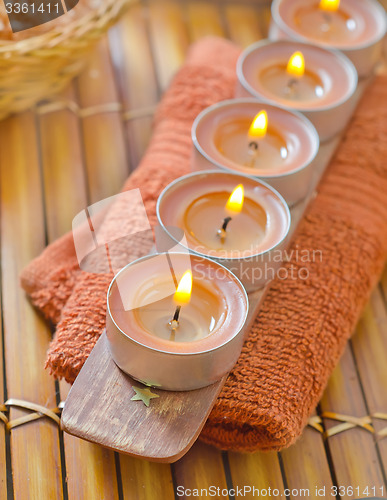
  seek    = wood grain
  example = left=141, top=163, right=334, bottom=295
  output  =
left=109, top=5, right=159, bottom=168
left=0, top=112, right=63, bottom=500
left=173, top=441, right=229, bottom=493
left=281, top=416, right=334, bottom=496
left=0, top=245, right=7, bottom=500
left=351, top=288, right=387, bottom=475
left=76, top=38, right=129, bottom=203
left=186, top=1, right=225, bottom=41
left=119, top=454, right=175, bottom=500
left=224, top=3, right=264, bottom=48
left=320, top=348, right=385, bottom=499
left=228, top=451, right=285, bottom=497
left=62, top=332, right=227, bottom=462
left=148, top=0, right=189, bottom=92
left=38, top=84, right=121, bottom=500
left=1, top=0, right=386, bottom=495
left=39, top=85, right=86, bottom=237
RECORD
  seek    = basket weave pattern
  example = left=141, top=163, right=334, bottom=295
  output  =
left=0, top=0, right=137, bottom=119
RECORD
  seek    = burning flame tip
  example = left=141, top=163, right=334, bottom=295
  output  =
left=319, top=0, right=340, bottom=12
left=226, top=184, right=244, bottom=214
left=248, top=110, right=268, bottom=139
left=286, top=51, right=305, bottom=78
left=174, top=270, right=193, bottom=305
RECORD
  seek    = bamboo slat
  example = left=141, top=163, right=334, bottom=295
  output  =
left=38, top=86, right=87, bottom=238
left=228, top=451, right=284, bottom=497
left=352, top=289, right=387, bottom=474
left=0, top=278, right=7, bottom=500
left=173, top=441, right=229, bottom=494
left=63, top=428, right=120, bottom=500
left=148, top=0, right=189, bottom=92
left=186, top=2, right=226, bottom=41
left=0, top=112, right=63, bottom=499
left=320, top=346, right=385, bottom=499
left=224, top=4, right=264, bottom=48
left=119, top=455, right=175, bottom=500
left=38, top=85, right=121, bottom=500
left=281, top=416, right=334, bottom=496
left=108, top=5, right=159, bottom=168
left=76, top=38, right=129, bottom=203
left=258, top=3, right=272, bottom=38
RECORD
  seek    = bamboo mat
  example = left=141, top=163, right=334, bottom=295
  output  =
left=0, top=0, right=387, bottom=498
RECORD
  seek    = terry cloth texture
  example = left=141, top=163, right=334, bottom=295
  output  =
left=20, top=36, right=387, bottom=451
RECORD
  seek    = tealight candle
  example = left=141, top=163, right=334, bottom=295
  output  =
left=269, top=0, right=387, bottom=77
left=236, top=40, right=357, bottom=141
left=293, top=0, right=359, bottom=45
left=192, top=98, right=319, bottom=204
left=213, top=110, right=288, bottom=171
left=106, top=252, right=248, bottom=391
left=260, top=50, right=325, bottom=103
left=182, top=183, right=267, bottom=253
left=157, top=171, right=291, bottom=292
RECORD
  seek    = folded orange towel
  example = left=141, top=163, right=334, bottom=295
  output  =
left=21, top=37, right=387, bottom=451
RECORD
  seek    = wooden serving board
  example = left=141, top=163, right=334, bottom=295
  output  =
left=62, top=81, right=367, bottom=461
left=61, top=287, right=265, bottom=462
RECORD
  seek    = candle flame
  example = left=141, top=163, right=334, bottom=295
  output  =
left=174, top=270, right=193, bottom=305
left=226, top=184, right=244, bottom=215
left=248, top=111, right=268, bottom=139
left=287, top=51, right=305, bottom=78
left=319, top=0, right=340, bottom=12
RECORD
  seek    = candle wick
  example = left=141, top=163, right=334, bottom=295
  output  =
left=168, top=305, right=181, bottom=333
left=247, top=141, right=259, bottom=168
left=217, top=216, right=232, bottom=241
left=173, top=305, right=181, bottom=322
left=284, top=78, right=298, bottom=97
left=322, top=12, right=333, bottom=32
left=322, top=12, right=332, bottom=24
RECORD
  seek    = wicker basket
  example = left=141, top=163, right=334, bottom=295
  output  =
left=0, top=0, right=136, bottom=120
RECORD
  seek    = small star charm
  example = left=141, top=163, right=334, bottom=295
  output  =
left=130, top=386, right=159, bottom=407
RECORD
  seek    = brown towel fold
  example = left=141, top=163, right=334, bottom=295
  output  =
left=20, top=36, right=387, bottom=451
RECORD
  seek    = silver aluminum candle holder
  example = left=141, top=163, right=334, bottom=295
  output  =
left=156, top=171, right=291, bottom=293
left=106, top=252, right=248, bottom=391
left=269, top=0, right=387, bottom=78
left=191, top=98, right=319, bottom=205
left=236, top=40, right=358, bottom=142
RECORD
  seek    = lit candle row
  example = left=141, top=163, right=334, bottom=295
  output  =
left=106, top=0, right=386, bottom=392
left=270, top=0, right=386, bottom=77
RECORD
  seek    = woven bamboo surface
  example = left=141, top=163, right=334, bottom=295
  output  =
left=1, top=0, right=387, bottom=498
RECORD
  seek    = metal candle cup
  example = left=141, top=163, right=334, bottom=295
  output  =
left=191, top=99, right=319, bottom=205
left=106, top=252, right=248, bottom=391
left=269, top=0, right=386, bottom=78
left=156, top=171, right=291, bottom=292
left=236, top=40, right=358, bottom=142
